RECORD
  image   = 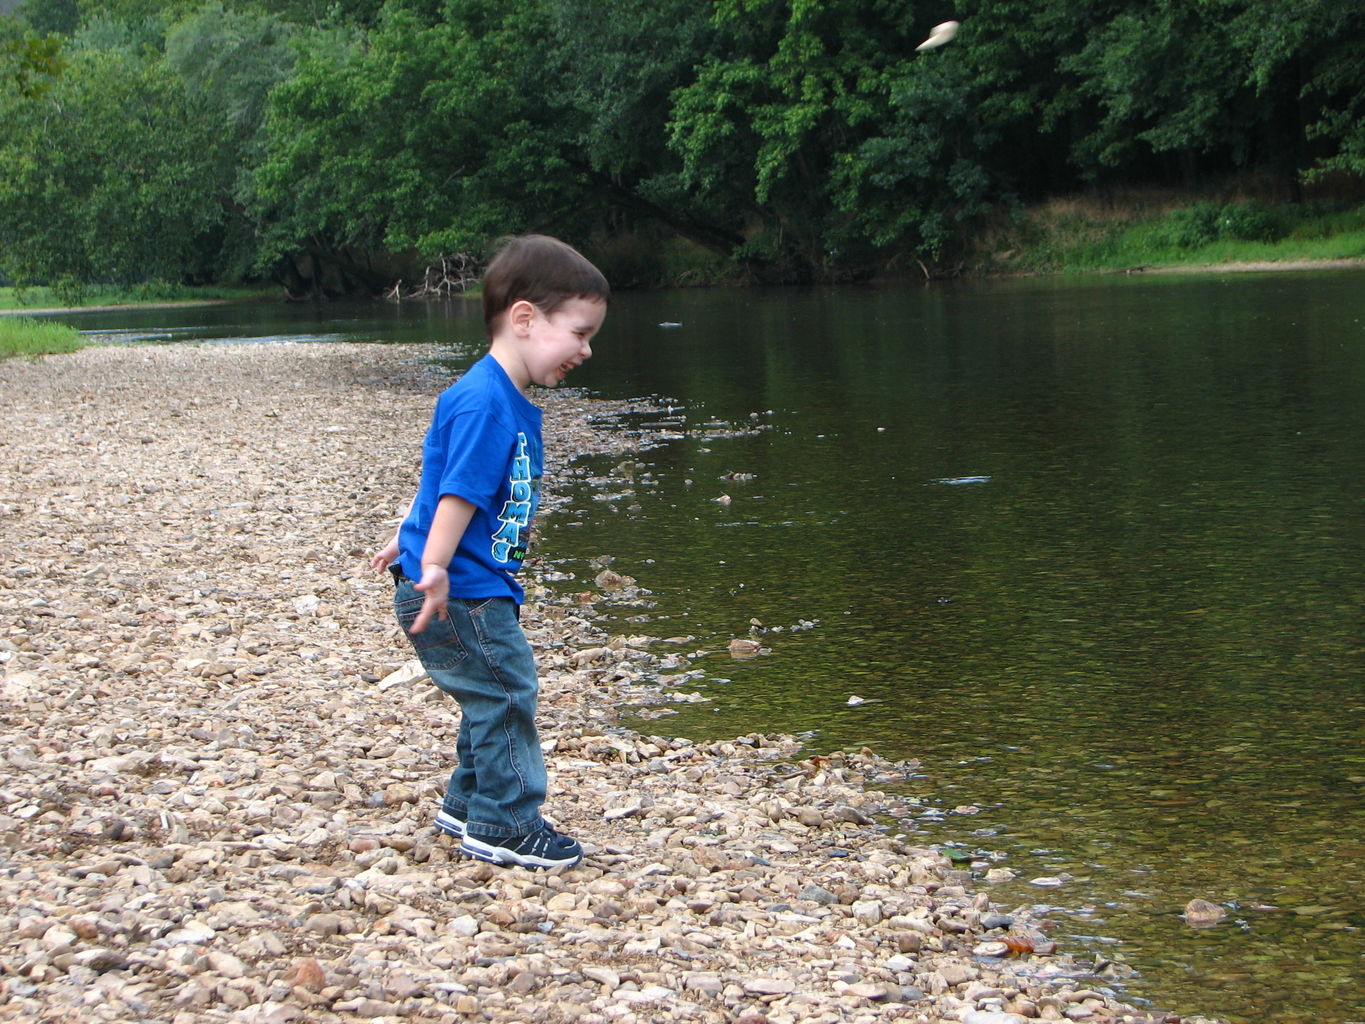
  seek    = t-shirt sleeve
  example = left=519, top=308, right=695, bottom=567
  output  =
left=428, top=407, right=514, bottom=507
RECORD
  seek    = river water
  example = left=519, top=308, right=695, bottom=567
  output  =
left=55, top=269, right=1364, bottom=1024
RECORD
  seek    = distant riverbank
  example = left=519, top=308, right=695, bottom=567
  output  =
left=3, top=192, right=1362, bottom=325
left=0, top=283, right=276, bottom=316
left=973, top=196, right=1365, bottom=277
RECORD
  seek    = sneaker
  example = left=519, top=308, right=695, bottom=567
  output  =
left=460, top=822, right=583, bottom=869
left=434, top=809, right=465, bottom=839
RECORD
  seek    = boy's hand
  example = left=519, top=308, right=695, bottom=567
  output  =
left=408, top=495, right=471, bottom=633
left=409, top=564, right=450, bottom=634
left=370, top=534, right=399, bottom=572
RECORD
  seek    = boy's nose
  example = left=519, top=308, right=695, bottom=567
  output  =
left=580, top=340, right=593, bottom=359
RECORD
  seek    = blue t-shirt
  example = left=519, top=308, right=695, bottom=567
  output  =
left=397, top=355, right=543, bottom=602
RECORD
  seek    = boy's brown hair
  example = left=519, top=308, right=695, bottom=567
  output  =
left=481, top=235, right=610, bottom=336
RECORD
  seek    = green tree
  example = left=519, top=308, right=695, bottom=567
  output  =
left=0, top=46, right=226, bottom=289
left=248, top=20, right=387, bottom=294
left=7, top=0, right=1361, bottom=293
left=1062, top=2, right=1268, bottom=181
left=11, top=0, right=79, bottom=36
left=1, top=32, right=64, bottom=97
left=382, top=0, right=588, bottom=256
left=938, top=0, right=1119, bottom=196
left=541, top=0, right=744, bottom=265
left=252, top=0, right=630, bottom=293
left=668, top=0, right=990, bottom=277
left=260, top=0, right=390, bottom=29
left=827, top=47, right=994, bottom=263
left=1048, top=0, right=1365, bottom=186
left=1233, top=0, right=1365, bottom=180
left=165, top=3, right=293, bottom=157
left=163, top=2, right=295, bottom=278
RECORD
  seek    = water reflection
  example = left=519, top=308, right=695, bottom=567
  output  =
left=56, top=296, right=488, bottom=348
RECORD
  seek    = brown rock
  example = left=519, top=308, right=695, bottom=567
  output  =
left=283, top=958, right=328, bottom=992
left=1184, top=899, right=1227, bottom=926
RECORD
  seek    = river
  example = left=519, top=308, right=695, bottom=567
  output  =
left=54, top=268, right=1364, bottom=1024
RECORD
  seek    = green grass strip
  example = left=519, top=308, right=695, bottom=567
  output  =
left=979, top=199, right=1365, bottom=275
left=0, top=317, right=84, bottom=359
left=0, top=283, right=277, bottom=311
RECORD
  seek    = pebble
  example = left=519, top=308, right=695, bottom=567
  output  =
left=1184, top=898, right=1228, bottom=926
left=963, top=1013, right=1029, bottom=1024
left=282, top=958, right=327, bottom=992
left=0, top=344, right=1220, bottom=1024
left=972, top=940, right=1011, bottom=957
left=70, top=948, right=127, bottom=971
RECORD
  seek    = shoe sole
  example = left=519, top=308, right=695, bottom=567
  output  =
left=434, top=810, right=465, bottom=839
left=459, top=835, right=583, bottom=869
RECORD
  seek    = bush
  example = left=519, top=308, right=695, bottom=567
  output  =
left=1286, top=201, right=1365, bottom=240
left=1163, top=202, right=1222, bottom=248
left=1218, top=200, right=1283, bottom=242
left=130, top=279, right=189, bottom=302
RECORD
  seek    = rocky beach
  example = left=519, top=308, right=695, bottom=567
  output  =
left=0, top=343, right=1220, bottom=1024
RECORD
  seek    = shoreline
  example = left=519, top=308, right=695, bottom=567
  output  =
left=0, top=298, right=256, bottom=318
left=0, top=343, right=1220, bottom=1024
left=1, top=255, right=1362, bottom=321
left=1114, top=256, right=1365, bottom=275
left=967, top=255, right=1365, bottom=281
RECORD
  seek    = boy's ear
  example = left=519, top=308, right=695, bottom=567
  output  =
left=508, top=299, right=536, bottom=335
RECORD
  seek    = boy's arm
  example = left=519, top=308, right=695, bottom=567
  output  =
left=370, top=534, right=400, bottom=572
left=370, top=494, right=417, bottom=572
left=409, top=494, right=477, bottom=635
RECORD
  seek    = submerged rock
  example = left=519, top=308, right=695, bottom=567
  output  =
left=1184, top=898, right=1228, bottom=927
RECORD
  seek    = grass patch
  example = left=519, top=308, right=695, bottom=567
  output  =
left=0, top=317, right=84, bottom=359
left=977, top=196, right=1365, bottom=275
left=0, top=282, right=277, bottom=311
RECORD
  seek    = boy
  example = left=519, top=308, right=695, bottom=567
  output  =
left=371, top=235, right=609, bottom=869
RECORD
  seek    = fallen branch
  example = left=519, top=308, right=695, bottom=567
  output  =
left=387, top=253, right=479, bottom=301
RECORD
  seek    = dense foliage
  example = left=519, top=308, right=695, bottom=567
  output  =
left=2, top=0, right=1362, bottom=291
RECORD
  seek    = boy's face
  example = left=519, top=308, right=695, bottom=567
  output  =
left=520, top=296, right=607, bottom=388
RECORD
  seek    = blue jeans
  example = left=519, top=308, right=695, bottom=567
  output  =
left=393, top=577, right=546, bottom=840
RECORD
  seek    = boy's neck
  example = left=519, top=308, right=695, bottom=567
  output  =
left=487, top=336, right=529, bottom=393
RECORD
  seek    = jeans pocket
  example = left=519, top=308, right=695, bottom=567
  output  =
left=395, top=594, right=468, bottom=670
